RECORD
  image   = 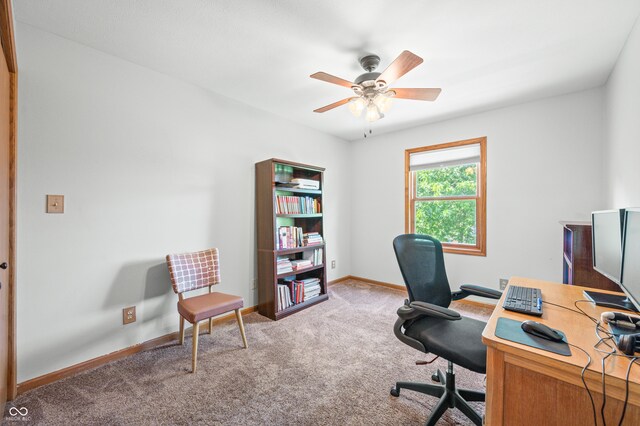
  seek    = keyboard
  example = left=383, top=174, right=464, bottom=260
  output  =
left=502, top=285, right=543, bottom=316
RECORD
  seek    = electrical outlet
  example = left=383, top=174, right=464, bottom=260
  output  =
left=331, top=260, right=336, bottom=269
left=123, top=306, right=136, bottom=324
left=499, top=279, right=509, bottom=290
left=252, top=278, right=257, bottom=290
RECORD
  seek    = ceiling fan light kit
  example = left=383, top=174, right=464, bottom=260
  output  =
left=311, top=50, right=441, bottom=126
left=348, top=94, right=392, bottom=122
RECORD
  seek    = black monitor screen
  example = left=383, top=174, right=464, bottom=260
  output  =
left=621, top=209, right=640, bottom=309
left=592, top=210, right=623, bottom=284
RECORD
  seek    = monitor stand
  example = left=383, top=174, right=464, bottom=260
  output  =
left=583, top=290, right=640, bottom=313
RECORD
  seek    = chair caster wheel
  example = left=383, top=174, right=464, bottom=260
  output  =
left=390, top=387, right=400, bottom=397
left=432, top=374, right=440, bottom=382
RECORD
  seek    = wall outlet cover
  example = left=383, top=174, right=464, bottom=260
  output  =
left=123, top=306, right=136, bottom=324
left=331, top=260, right=336, bottom=269
left=499, top=279, right=509, bottom=290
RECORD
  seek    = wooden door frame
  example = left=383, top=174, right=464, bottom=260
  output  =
left=0, top=0, right=18, bottom=401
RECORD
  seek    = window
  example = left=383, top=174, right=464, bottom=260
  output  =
left=405, top=137, right=486, bottom=256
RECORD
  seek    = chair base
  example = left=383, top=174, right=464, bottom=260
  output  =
left=390, top=362, right=484, bottom=426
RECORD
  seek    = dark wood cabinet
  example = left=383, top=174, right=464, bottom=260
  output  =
left=561, top=221, right=619, bottom=291
left=256, top=159, right=328, bottom=320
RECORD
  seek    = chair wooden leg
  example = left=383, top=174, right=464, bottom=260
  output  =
left=192, top=321, right=200, bottom=373
left=179, top=316, right=185, bottom=345
left=235, top=309, right=248, bottom=348
left=209, top=317, right=213, bottom=335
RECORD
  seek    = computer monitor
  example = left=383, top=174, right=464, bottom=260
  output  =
left=592, top=209, right=625, bottom=283
left=620, top=208, right=640, bottom=311
left=584, top=209, right=638, bottom=312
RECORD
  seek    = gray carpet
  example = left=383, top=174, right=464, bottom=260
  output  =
left=4, top=280, right=491, bottom=425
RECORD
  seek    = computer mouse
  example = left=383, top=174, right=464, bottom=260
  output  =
left=521, top=320, right=564, bottom=342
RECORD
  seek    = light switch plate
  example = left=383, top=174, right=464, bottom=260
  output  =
left=46, top=195, right=64, bottom=213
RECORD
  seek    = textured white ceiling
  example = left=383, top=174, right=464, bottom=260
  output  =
left=13, top=0, right=640, bottom=141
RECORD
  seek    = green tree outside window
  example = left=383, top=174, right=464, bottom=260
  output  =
left=414, top=164, right=477, bottom=245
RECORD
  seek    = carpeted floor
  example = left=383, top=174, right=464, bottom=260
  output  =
left=4, top=280, right=492, bottom=425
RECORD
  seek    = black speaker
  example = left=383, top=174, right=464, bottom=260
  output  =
left=616, top=333, right=640, bottom=355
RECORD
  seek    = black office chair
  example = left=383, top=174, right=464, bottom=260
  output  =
left=390, top=234, right=502, bottom=426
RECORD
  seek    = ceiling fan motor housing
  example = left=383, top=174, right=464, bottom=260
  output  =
left=359, top=54, right=380, bottom=72
left=354, top=72, right=381, bottom=86
left=355, top=54, right=384, bottom=88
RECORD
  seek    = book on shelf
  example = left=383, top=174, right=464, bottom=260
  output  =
left=275, top=195, right=321, bottom=215
left=285, top=280, right=305, bottom=304
left=277, top=226, right=303, bottom=249
left=302, top=277, right=322, bottom=301
left=302, top=248, right=323, bottom=266
left=302, top=232, right=323, bottom=246
left=290, top=178, right=320, bottom=190
left=275, top=178, right=320, bottom=190
left=291, top=259, right=313, bottom=271
left=282, top=277, right=322, bottom=303
left=276, top=256, right=293, bottom=274
left=277, top=284, right=293, bottom=311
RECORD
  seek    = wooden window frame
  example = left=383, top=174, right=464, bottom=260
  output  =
left=405, top=137, right=487, bottom=256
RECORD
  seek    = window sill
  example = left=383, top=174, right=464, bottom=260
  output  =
left=442, top=244, right=486, bottom=257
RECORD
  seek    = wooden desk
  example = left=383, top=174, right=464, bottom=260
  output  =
left=482, top=277, right=640, bottom=425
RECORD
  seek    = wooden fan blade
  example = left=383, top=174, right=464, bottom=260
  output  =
left=313, top=98, right=353, bottom=113
left=310, top=72, right=355, bottom=89
left=376, top=51, right=423, bottom=86
left=391, top=88, right=442, bottom=101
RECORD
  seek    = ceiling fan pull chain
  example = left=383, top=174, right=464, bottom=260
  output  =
left=362, top=123, right=373, bottom=139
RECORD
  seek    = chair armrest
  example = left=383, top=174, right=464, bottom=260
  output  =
left=452, top=284, right=502, bottom=301
left=397, top=300, right=461, bottom=321
left=411, top=301, right=462, bottom=320
left=394, top=300, right=460, bottom=354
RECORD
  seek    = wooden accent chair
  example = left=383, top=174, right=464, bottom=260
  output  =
left=166, top=248, right=248, bottom=372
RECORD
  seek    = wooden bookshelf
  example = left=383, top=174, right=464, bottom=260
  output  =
left=256, top=159, right=328, bottom=320
left=276, top=214, right=323, bottom=218
left=561, top=221, right=619, bottom=291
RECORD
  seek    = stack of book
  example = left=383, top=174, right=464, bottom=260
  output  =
left=290, top=178, right=320, bottom=190
left=302, top=232, right=323, bottom=246
left=291, top=259, right=312, bottom=271
left=302, top=278, right=322, bottom=301
left=302, top=248, right=323, bottom=266
left=275, top=195, right=321, bottom=215
left=277, top=284, right=293, bottom=311
left=282, top=277, right=321, bottom=303
left=276, top=257, right=293, bottom=274
left=277, top=226, right=303, bottom=249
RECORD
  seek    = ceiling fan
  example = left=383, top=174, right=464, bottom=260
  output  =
left=310, top=50, right=441, bottom=122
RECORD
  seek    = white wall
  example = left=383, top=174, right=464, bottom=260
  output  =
left=604, top=16, right=640, bottom=207
left=16, top=23, right=352, bottom=382
left=350, top=88, right=605, bottom=290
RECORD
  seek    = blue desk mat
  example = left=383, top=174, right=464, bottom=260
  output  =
left=495, top=317, right=571, bottom=356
